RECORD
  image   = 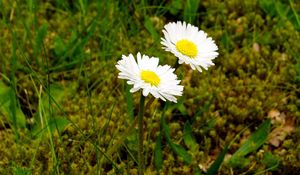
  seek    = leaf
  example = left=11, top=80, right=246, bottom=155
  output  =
left=0, top=81, right=11, bottom=106
left=267, top=109, right=282, bottom=124
left=206, top=145, right=229, bottom=175
left=47, top=117, right=70, bottom=133
left=154, top=133, right=163, bottom=171
left=288, top=0, right=300, bottom=30
left=193, top=168, right=202, bottom=175
left=268, top=115, right=294, bottom=147
left=275, top=1, right=290, bottom=20
left=54, top=36, right=65, bottom=56
left=12, top=166, right=31, bottom=175
left=258, top=0, right=277, bottom=17
left=183, top=121, right=198, bottom=151
left=229, top=120, right=271, bottom=168
left=177, top=101, right=188, bottom=116
left=262, top=152, right=279, bottom=170
left=31, top=117, right=70, bottom=137
left=41, top=83, right=66, bottom=111
left=161, top=113, right=192, bottom=164
left=31, top=83, right=73, bottom=138
left=0, top=81, right=26, bottom=128
left=169, top=142, right=192, bottom=164
left=230, top=157, right=250, bottom=169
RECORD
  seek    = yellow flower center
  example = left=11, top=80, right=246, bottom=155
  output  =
left=141, top=70, right=160, bottom=86
left=176, top=39, right=198, bottom=58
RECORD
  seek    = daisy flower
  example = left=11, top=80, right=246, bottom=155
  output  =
left=161, top=21, right=218, bottom=72
left=116, top=53, right=183, bottom=103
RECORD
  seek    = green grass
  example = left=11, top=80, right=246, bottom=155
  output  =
left=0, top=0, right=300, bottom=174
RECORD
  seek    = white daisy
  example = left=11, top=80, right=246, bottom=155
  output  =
left=116, top=53, right=183, bottom=103
left=161, top=21, right=219, bottom=72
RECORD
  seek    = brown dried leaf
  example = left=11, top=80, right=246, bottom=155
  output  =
left=198, top=159, right=214, bottom=173
left=198, top=148, right=222, bottom=173
left=267, top=109, right=285, bottom=125
left=268, top=115, right=295, bottom=147
left=253, top=42, right=260, bottom=53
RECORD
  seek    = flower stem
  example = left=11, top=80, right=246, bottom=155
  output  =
left=138, top=93, right=145, bottom=175
left=174, top=60, right=180, bottom=70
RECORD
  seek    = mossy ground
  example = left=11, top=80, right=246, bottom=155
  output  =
left=0, top=0, right=300, bottom=174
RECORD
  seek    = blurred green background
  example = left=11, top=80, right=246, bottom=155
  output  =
left=0, top=0, right=299, bottom=174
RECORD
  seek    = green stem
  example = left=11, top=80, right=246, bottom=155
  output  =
left=173, top=60, right=180, bottom=70
left=138, top=93, right=145, bottom=175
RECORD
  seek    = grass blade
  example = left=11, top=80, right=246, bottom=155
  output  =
left=229, top=119, right=271, bottom=168
left=183, top=121, right=198, bottom=151
left=161, top=106, right=192, bottom=164
left=144, top=16, right=160, bottom=42
left=183, top=0, right=200, bottom=24
left=34, top=24, right=48, bottom=67
left=154, top=133, right=163, bottom=171
left=206, top=145, right=229, bottom=175
left=169, top=142, right=192, bottom=164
